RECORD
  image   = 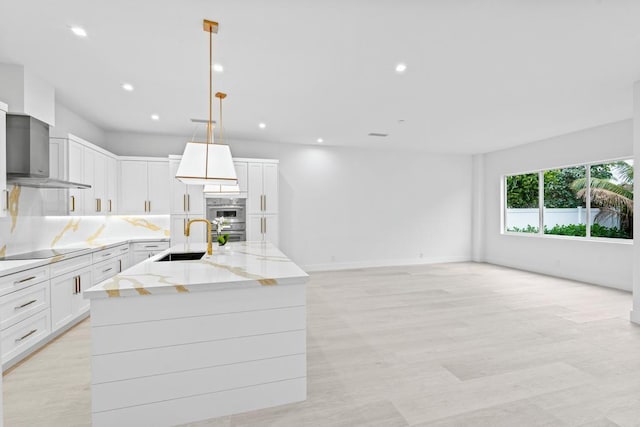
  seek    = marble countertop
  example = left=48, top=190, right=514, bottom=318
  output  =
left=84, top=241, right=309, bottom=299
left=0, top=237, right=170, bottom=277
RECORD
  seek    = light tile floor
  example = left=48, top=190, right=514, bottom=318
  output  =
left=4, top=262, right=639, bottom=426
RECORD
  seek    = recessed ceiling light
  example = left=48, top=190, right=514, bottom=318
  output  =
left=70, top=26, right=87, bottom=38
left=212, top=63, right=224, bottom=73
left=258, top=122, right=266, bottom=129
left=395, top=63, right=407, bottom=74
left=151, top=114, right=160, bottom=121
left=316, top=138, right=323, bottom=143
left=121, top=83, right=134, bottom=92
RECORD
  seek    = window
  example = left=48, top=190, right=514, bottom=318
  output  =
left=504, top=159, right=633, bottom=240
left=589, top=161, right=633, bottom=239
left=543, top=167, right=586, bottom=236
left=505, top=173, right=539, bottom=233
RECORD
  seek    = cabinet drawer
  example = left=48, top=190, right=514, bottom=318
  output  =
left=132, top=241, right=169, bottom=252
left=0, top=266, right=49, bottom=297
left=50, top=254, right=92, bottom=278
left=1, top=309, right=50, bottom=364
left=0, top=281, right=49, bottom=330
left=93, top=244, right=128, bottom=263
left=93, top=258, right=121, bottom=284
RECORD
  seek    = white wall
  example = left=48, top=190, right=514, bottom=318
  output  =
left=51, top=101, right=107, bottom=149
left=476, top=120, right=633, bottom=291
left=107, top=132, right=473, bottom=270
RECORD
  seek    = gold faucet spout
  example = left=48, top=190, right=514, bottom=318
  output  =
left=185, top=218, right=213, bottom=255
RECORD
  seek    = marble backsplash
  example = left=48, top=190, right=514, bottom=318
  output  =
left=0, top=185, right=170, bottom=256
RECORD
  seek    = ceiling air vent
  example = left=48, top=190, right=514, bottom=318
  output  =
left=368, top=132, right=388, bottom=137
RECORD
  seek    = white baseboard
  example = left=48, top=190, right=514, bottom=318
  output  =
left=483, top=257, right=632, bottom=293
left=303, top=255, right=471, bottom=272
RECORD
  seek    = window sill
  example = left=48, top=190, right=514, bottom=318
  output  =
left=502, top=231, right=633, bottom=245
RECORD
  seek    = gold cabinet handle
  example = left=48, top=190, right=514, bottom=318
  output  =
left=78, top=275, right=82, bottom=292
left=148, top=201, right=151, bottom=212
left=74, top=276, right=79, bottom=294
left=183, top=194, right=187, bottom=212
left=14, top=276, right=36, bottom=285
left=264, top=195, right=267, bottom=211
left=109, top=199, right=112, bottom=212
left=264, top=217, right=267, bottom=233
left=119, top=259, right=122, bottom=273
left=96, top=198, right=100, bottom=212
left=71, top=195, right=75, bottom=212
left=187, top=194, right=190, bottom=211
left=183, top=218, right=187, bottom=236
left=15, top=329, right=37, bottom=343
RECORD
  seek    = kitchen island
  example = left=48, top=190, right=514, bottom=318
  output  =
left=84, top=241, right=309, bottom=427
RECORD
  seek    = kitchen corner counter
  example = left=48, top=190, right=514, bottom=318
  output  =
left=0, top=238, right=170, bottom=278
left=84, top=241, right=309, bottom=299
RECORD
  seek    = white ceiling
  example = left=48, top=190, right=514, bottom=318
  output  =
left=1, top=0, right=640, bottom=154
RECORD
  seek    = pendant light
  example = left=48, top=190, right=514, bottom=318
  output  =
left=175, top=20, right=238, bottom=186
left=204, top=92, right=240, bottom=194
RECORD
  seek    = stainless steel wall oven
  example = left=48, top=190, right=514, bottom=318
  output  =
left=205, top=198, right=246, bottom=242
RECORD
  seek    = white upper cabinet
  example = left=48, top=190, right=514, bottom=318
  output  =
left=247, top=161, right=279, bottom=215
left=67, top=139, right=84, bottom=216
left=119, top=159, right=170, bottom=215
left=147, top=161, right=170, bottom=214
left=106, top=157, right=117, bottom=214
left=234, top=161, right=248, bottom=194
left=48, top=135, right=117, bottom=216
left=168, top=157, right=204, bottom=216
left=0, top=101, right=7, bottom=218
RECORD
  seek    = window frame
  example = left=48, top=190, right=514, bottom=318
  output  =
left=502, top=156, right=633, bottom=243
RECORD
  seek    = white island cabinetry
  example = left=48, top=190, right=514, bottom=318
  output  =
left=85, top=242, right=308, bottom=426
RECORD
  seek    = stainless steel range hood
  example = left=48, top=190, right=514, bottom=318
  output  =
left=6, top=114, right=90, bottom=189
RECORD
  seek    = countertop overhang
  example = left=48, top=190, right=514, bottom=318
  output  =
left=84, top=242, right=309, bottom=299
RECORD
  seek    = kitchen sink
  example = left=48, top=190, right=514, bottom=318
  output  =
left=155, top=252, right=206, bottom=262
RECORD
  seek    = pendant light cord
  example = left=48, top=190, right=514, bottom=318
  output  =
left=208, top=26, right=213, bottom=145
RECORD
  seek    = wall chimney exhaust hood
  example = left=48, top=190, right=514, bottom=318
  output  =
left=6, top=114, right=90, bottom=189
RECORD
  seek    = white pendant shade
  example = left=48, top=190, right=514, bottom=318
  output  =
left=175, top=142, right=238, bottom=186
left=203, top=184, right=241, bottom=194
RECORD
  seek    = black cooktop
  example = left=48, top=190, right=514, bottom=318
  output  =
left=0, top=248, right=85, bottom=261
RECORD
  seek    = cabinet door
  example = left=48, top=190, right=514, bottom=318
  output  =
left=106, top=157, right=118, bottom=214
left=263, top=215, right=279, bottom=246
left=42, top=139, right=67, bottom=215
left=247, top=163, right=263, bottom=214
left=51, top=274, right=76, bottom=331
left=147, top=161, right=170, bottom=214
left=0, top=107, right=6, bottom=218
left=93, top=151, right=107, bottom=214
left=82, top=147, right=97, bottom=215
left=246, top=215, right=264, bottom=242
left=187, top=185, right=204, bottom=216
left=234, top=161, right=248, bottom=193
left=169, top=159, right=187, bottom=214
left=68, top=140, right=84, bottom=216
left=119, top=161, right=148, bottom=214
left=262, top=163, right=279, bottom=214
left=170, top=215, right=188, bottom=246
left=73, top=269, right=91, bottom=316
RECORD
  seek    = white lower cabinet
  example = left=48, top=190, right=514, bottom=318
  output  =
left=0, top=239, right=163, bottom=368
left=132, top=241, right=170, bottom=263
left=1, top=309, right=50, bottom=364
left=51, top=267, right=92, bottom=332
left=247, top=215, right=279, bottom=246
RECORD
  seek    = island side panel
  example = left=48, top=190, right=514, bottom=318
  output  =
left=90, top=283, right=307, bottom=427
